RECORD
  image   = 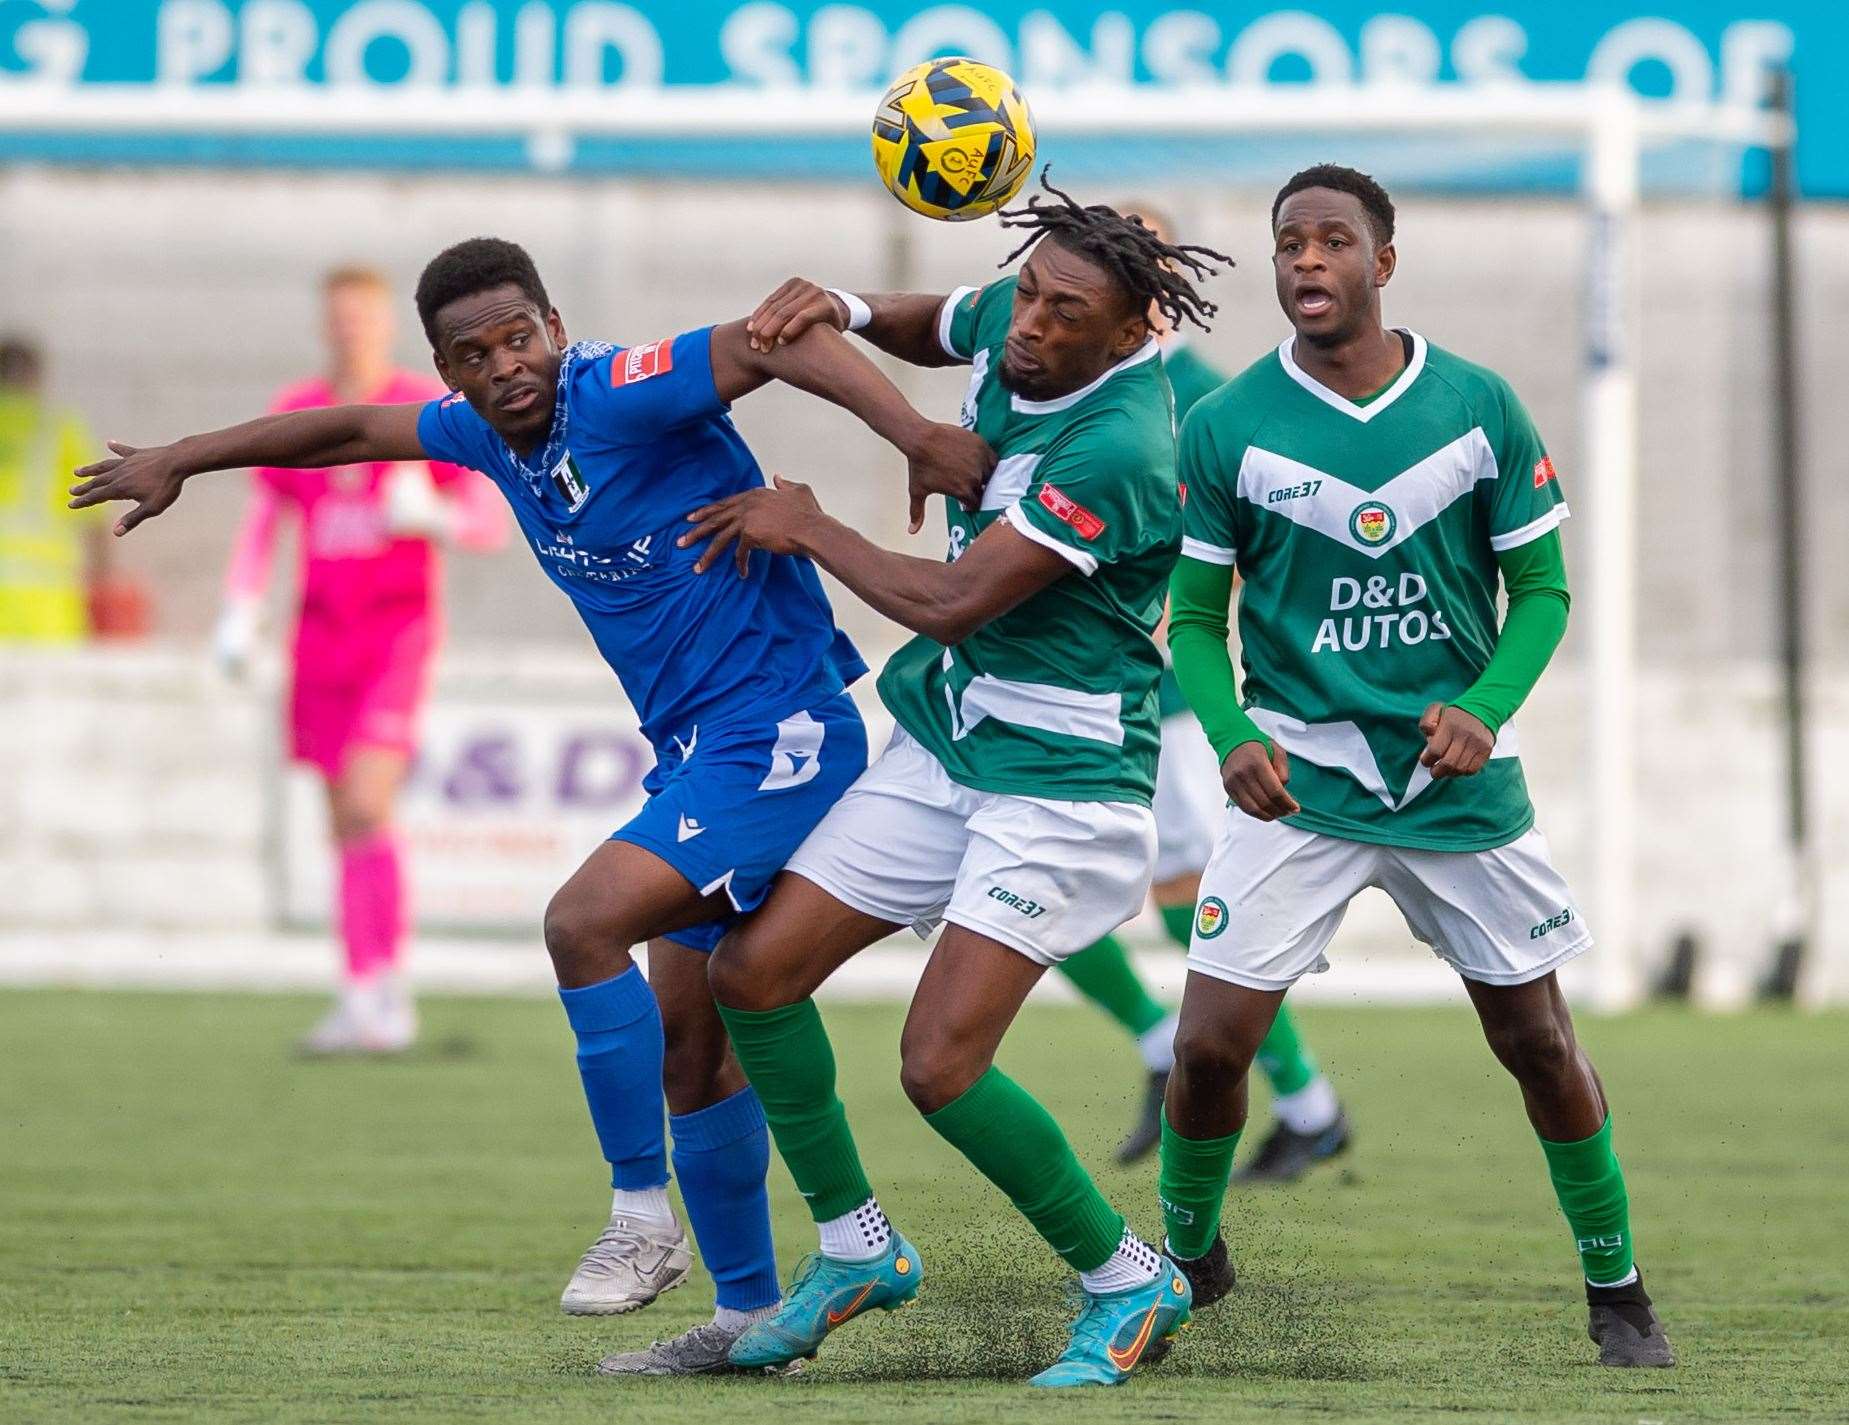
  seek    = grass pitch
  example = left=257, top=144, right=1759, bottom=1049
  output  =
left=2, top=987, right=1844, bottom=1423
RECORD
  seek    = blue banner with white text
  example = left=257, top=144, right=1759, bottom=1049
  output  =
left=0, top=3, right=1838, bottom=195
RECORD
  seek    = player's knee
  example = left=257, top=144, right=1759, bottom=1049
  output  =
left=542, top=889, right=621, bottom=985
left=329, top=796, right=389, bottom=845
left=897, top=1037, right=985, bottom=1116
left=707, top=926, right=791, bottom=1012
left=1488, top=1014, right=1578, bottom=1086
left=1172, top=1018, right=1252, bottom=1088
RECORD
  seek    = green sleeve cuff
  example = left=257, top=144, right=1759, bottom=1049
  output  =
left=1453, top=531, right=1570, bottom=734
left=1167, top=555, right=1272, bottom=764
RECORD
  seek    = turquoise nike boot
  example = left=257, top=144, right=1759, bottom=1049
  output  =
left=1029, top=1260, right=1193, bottom=1387
left=728, top=1233, right=923, bottom=1370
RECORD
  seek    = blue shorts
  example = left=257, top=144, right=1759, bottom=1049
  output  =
left=612, top=690, right=868, bottom=952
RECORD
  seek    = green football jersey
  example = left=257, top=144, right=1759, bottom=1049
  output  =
left=875, top=276, right=1182, bottom=805
left=1156, top=337, right=1229, bottom=721
left=1179, top=333, right=1568, bottom=851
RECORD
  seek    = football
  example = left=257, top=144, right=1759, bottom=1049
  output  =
left=871, top=56, right=1036, bottom=221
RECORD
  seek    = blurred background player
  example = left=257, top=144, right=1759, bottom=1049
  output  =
left=0, top=336, right=117, bottom=642
left=1057, top=208, right=1351, bottom=1180
left=213, top=266, right=506, bottom=1056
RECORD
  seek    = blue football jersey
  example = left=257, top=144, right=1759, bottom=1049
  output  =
left=418, top=330, right=866, bottom=750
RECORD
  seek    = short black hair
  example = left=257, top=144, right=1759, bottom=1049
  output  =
left=1272, top=165, right=1396, bottom=247
left=998, top=169, right=1232, bottom=333
left=414, top=237, right=551, bottom=348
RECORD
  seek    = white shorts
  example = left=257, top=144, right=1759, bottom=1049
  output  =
left=1187, top=810, right=1593, bottom=990
left=1152, top=713, right=1223, bottom=883
left=783, top=727, right=1157, bottom=966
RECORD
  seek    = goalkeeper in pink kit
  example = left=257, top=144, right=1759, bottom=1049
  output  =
left=217, top=267, right=505, bottom=1053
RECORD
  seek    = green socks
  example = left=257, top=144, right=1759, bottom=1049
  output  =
left=1158, top=902, right=1194, bottom=948
left=1056, top=933, right=1167, bottom=1038
left=1255, top=1001, right=1319, bottom=1096
left=713, top=998, right=872, bottom=1222
left=1539, top=1115, right=1636, bottom=1285
left=1158, top=1110, right=1241, bottom=1259
left=924, top=1066, right=1125, bottom=1273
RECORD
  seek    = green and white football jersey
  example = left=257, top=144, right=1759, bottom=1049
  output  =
left=1180, top=333, right=1568, bottom=851
left=875, top=276, right=1182, bottom=806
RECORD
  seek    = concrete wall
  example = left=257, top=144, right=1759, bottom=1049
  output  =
left=3, top=645, right=1848, bottom=1006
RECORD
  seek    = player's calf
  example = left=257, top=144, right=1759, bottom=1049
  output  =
left=1466, top=976, right=1672, bottom=1368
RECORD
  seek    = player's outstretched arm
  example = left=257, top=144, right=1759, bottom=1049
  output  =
left=747, top=278, right=961, bottom=369
left=710, top=317, right=992, bottom=532
left=681, top=475, right=1067, bottom=646
left=69, top=403, right=429, bottom=535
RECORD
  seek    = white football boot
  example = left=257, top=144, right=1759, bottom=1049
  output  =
left=365, top=974, right=418, bottom=1053
left=561, top=1198, right=692, bottom=1316
left=299, top=976, right=417, bottom=1056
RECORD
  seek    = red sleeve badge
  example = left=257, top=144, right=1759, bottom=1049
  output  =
left=1037, top=484, right=1107, bottom=540
left=1533, top=455, right=1560, bottom=488
left=615, top=339, right=674, bottom=385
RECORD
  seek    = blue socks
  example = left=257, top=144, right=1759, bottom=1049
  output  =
left=559, top=967, right=779, bottom=1311
left=671, top=1086, right=780, bottom=1311
left=559, top=966, right=667, bottom=1191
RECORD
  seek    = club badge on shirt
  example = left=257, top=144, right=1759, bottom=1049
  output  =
left=551, top=453, right=591, bottom=512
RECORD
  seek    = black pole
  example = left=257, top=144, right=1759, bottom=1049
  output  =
left=1766, top=67, right=1809, bottom=1000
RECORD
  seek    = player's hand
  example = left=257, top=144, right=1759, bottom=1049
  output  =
left=1418, top=703, right=1494, bottom=779
left=681, top=474, right=824, bottom=576
left=903, top=422, right=995, bottom=533
left=1223, top=739, right=1300, bottom=821
left=747, top=278, right=847, bottom=353
left=68, top=441, right=187, bottom=535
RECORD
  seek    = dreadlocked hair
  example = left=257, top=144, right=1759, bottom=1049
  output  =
left=997, top=168, right=1232, bottom=333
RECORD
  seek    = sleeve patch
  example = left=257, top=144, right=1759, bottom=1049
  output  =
left=1037, top=483, right=1107, bottom=540
left=1533, top=455, right=1559, bottom=488
left=441, top=391, right=468, bottom=408
left=615, top=339, right=674, bottom=385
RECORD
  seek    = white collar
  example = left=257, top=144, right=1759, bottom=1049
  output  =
left=1010, top=336, right=1162, bottom=415
left=1277, top=331, right=1426, bottom=423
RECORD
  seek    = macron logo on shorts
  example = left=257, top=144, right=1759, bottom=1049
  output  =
left=1037, top=484, right=1106, bottom=540
left=616, top=339, right=674, bottom=385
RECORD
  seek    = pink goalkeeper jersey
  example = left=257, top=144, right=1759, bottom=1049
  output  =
left=226, top=371, right=499, bottom=682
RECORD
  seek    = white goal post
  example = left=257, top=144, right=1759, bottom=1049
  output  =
left=0, top=82, right=1796, bottom=1010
